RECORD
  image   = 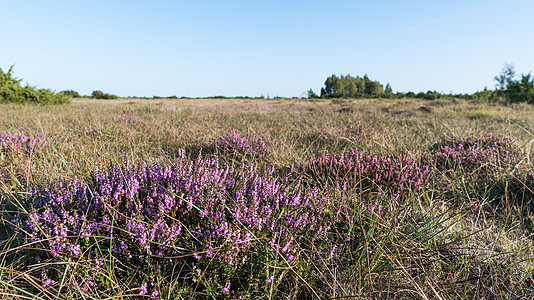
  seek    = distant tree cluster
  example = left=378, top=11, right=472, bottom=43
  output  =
left=306, top=65, right=534, bottom=104
left=92, top=90, right=119, bottom=99
left=319, top=74, right=386, bottom=98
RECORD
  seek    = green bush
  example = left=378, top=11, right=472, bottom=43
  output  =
left=0, top=66, right=70, bottom=104
left=91, top=90, right=119, bottom=99
left=59, top=90, right=81, bottom=98
left=504, top=73, right=534, bottom=104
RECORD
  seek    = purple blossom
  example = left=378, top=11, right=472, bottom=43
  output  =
left=19, top=149, right=340, bottom=296
left=211, top=129, right=268, bottom=157
left=222, top=281, right=231, bottom=294
left=42, top=278, right=54, bottom=288
left=432, top=133, right=518, bottom=176
left=0, top=132, right=47, bottom=155
left=112, top=114, right=141, bottom=123
left=300, top=148, right=432, bottom=193
left=139, top=283, right=148, bottom=295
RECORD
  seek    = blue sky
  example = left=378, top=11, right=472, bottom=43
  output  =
left=2, top=0, right=533, bottom=97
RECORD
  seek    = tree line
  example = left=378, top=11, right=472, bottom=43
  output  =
left=1, top=64, right=533, bottom=105
left=309, top=74, right=391, bottom=99
left=310, top=64, right=534, bottom=104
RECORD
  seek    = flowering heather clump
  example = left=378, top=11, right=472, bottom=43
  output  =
left=211, top=129, right=268, bottom=157
left=111, top=114, right=141, bottom=123
left=319, top=122, right=376, bottom=145
left=20, top=150, right=338, bottom=297
left=0, top=132, right=47, bottom=156
left=432, top=133, right=519, bottom=175
left=300, top=148, right=432, bottom=193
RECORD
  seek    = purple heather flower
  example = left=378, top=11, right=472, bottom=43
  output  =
left=19, top=149, right=355, bottom=296
left=139, top=283, right=148, bottom=295
left=0, top=132, right=47, bottom=155
left=42, top=278, right=55, bottom=287
left=222, top=281, right=231, bottom=294
left=112, top=114, right=141, bottom=123
left=212, top=129, right=268, bottom=157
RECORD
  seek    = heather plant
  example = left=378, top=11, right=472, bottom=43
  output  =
left=0, top=132, right=47, bottom=163
left=0, top=132, right=48, bottom=223
left=2, top=98, right=534, bottom=298
left=17, top=151, right=341, bottom=298
left=300, top=148, right=433, bottom=194
left=111, top=114, right=142, bottom=123
left=432, top=133, right=519, bottom=177
left=210, top=129, right=268, bottom=160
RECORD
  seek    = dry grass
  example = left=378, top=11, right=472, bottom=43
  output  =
left=1, top=97, right=534, bottom=298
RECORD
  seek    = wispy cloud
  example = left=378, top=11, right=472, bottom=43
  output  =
left=404, top=5, right=496, bottom=31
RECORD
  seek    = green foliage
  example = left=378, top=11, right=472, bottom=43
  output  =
left=495, top=64, right=534, bottom=104
left=504, top=73, right=534, bottom=103
left=320, top=74, right=384, bottom=98
left=58, top=90, right=81, bottom=98
left=472, top=88, right=496, bottom=102
left=91, top=90, right=119, bottom=99
left=384, top=82, right=393, bottom=94
left=307, top=88, right=319, bottom=99
left=415, top=90, right=441, bottom=100
left=0, top=66, right=70, bottom=104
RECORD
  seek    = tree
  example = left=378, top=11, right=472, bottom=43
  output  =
left=92, top=90, right=119, bottom=99
left=494, top=63, right=534, bottom=104
left=494, top=63, right=516, bottom=90
left=320, top=74, right=384, bottom=98
left=365, top=81, right=383, bottom=95
left=384, top=83, right=393, bottom=94
left=307, top=88, right=318, bottom=99
left=504, top=73, right=534, bottom=103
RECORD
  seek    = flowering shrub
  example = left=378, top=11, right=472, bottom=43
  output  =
left=21, top=150, right=339, bottom=297
left=211, top=129, right=268, bottom=158
left=300, top=148, right=432, bottom=193
left=0, top=132, right=47, bottom=156
left=432, top=133, right=519, bottom=175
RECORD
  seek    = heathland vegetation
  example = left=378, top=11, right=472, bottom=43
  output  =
left=1, top=64, right=534, bottom=298
left=1, top=97, right=534, bottom=298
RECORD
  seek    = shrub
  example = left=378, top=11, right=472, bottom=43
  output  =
left=111, top=114, right=142, bottom=123
left=432, top=133, right=519, bottom=177
left=0, top=132, right=47, bottom=156
left=210, top=129, right=268, bottom=158
left=0, top=66, right=70, bottom=104
left=300, top=148, right=433, bottom=194
left=504, top=73, right=534, bottom=104
left=18, top=152, right=340, bottom=297
left=92, top=90, right=119, bottom=99
left=58, top=90, right=81, bottom=98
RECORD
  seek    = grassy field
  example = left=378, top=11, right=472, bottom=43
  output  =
left=1, top=97, right=534, bottom=299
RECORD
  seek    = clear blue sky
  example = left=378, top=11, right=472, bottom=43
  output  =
left=2, top=0, right=533, bottom=97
